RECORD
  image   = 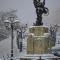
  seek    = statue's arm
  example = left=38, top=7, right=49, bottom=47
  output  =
left=43, top=0, right=45, bottom=5
left=43, top=7, right=49, bottom=15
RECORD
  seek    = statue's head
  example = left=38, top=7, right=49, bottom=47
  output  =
left=37, top=0, right=40, bottom=2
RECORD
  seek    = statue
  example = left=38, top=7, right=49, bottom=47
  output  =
left=33, top=0, right=49, bottom=26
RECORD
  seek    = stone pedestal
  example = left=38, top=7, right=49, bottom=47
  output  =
left=27, top=26, right=55, bottom=54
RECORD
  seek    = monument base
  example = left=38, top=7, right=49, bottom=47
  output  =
left=27, top=26, right=55, bottom=54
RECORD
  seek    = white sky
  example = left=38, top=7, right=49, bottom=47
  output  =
left=0, top=0, right=60, bottom=26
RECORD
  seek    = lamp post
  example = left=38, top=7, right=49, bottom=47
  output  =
left=4, top=17, right=20, bottom=60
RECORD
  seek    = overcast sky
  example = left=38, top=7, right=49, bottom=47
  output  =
left=0, top=0, right=60, bottom=26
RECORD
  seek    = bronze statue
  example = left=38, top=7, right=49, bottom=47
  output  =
left=33, top=0, right=49, bottom=26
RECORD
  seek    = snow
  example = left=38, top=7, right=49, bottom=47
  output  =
left=29, top=25, right=48, bottom=28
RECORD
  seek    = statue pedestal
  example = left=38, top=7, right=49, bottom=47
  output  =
left=27, top=26, right=55, bottom=54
